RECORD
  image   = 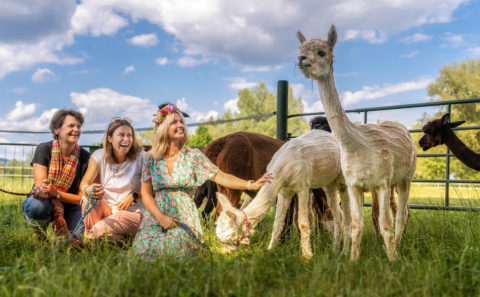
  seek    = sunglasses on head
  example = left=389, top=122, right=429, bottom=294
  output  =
left=111, top=117, right=132, bottom=124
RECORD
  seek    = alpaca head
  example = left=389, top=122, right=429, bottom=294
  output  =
left=309, top=116, right=331, bottom=132
left=297, top=24, right=337, bottom=80
left=419, top=113, right=465, bottom=151
left=215, top=192, right=252, bottom=253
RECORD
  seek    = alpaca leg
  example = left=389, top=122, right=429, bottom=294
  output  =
left=348, top=186, right=363, bottom=261
left=338, top=185, right=351, bottom=255
left=297, top=188, right=313, bottom=258
left=268, top=189, right=294, bottom=250
left=323, top=184, right=343, bottom=253
left=378, top=184, right=397, bottom=261
left=394, top=180, right=410, bottom=247
left=390, top=186, right=397, bottom=223
left=371, top=188, right=380, bottom=236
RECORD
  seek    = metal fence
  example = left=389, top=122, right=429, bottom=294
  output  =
left=1, top=93, right=479, bottom=211
left=287, top=97, right=480, bottom=211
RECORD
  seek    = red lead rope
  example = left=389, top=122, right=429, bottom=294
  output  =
left=0, top=188, right=33, bottom=196
left=240, top=210, right=251, bottom=242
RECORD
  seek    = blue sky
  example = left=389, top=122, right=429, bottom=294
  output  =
left=1, top=0, right=480, bottom=145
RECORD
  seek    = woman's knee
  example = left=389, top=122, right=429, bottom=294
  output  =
left=22, top=196, right=52, bottom=220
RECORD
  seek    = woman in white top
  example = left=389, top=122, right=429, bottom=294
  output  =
left=79, top=118, right=145, bottom=241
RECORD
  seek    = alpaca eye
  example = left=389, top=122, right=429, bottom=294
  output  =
left=318, top=51, right=326, bottom=57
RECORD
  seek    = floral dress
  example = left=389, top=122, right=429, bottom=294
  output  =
left=133, top=148, right=218, bottom=260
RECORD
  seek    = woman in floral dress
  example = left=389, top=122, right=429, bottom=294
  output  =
left=133, top=103, right=271, bottom=259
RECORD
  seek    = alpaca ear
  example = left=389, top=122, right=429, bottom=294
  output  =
left=441, top=113, right=450, bottom=125
left=240, top=194, right=254, bottom=210
left=226, top=210, right=238, bottom=220
left=297, top=31, right=306, bottom=44
left=448, top=120, right=465, bottom=129
left=328, top=24, right=337, bottom=50
left=216, top=192, right=233, bottom=209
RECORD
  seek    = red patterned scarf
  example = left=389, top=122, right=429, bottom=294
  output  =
left=48, top=140, right=83, bottom=247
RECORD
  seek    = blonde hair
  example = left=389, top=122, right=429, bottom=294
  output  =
left=148, top=111, right=189, bottom=159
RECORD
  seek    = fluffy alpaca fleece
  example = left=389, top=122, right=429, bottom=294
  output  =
left=297, top=25, right=416, bottom=261
left=215, top=129, right=350, bottom=258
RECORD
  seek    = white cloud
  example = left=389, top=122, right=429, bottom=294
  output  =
left=344, top=30, right=388, bottom=44
left=0, top=137, right=10, bottom=143
left=223, top=98, right=239, bottom=114
left=176, top=98, right=189, bottom=111
left=289, top=82, right=316, bottom=101
left=341, top=76, right=434, bottom=107
left=195, top=110, right=219, bottom=122
left=128, top=33, right=159, bottom=47
left=70, top=88, right=156, bottom=127
left=123, top=65, right=135, bottom=74
left=242, top=65, right=283, bottom=72
left=400, top=50, right=420, bottom=58
left=65, top=0, right=468, bottom=69
left=302, top=99, right=325, bottom=113
left=155, top=57, right=169, bottom=66
left=8, top=87, right=28, bottom=94
left=0, top=1, right=76, bottom=43
left=177, top=56, right=210, bottom=67
left=0, top=36, right=82, bottom=79
left=71, top=2, right=129, bottom=37
left=0, top=104, right=56, bottom=131
left=401, top=33, right=432, bottom=43
left=6, top=101, right=36, bottom=121
left=32, top=68, right=56, bottom=83
left=467, top=47, right=480, bottom=56
left=442, top=33, right=464, bottom=47
left=0, top=0, right=470, bottom=78
left=227, top=77, right=257, bottom=90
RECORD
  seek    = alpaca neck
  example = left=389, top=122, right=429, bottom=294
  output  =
left=315, top=73, right=360, bottom=145
left=443, top=129, right=480, bottom=171
left=243, top=182, right=278, bottom=228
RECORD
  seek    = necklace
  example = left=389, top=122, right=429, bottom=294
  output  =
left=165, top=151, right=180, bottom=160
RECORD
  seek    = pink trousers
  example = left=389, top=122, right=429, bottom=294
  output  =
left=81, top=198, right=143, bottom=241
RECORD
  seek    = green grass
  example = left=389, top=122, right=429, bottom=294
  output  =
left=1, top=193, right=480, bottom=297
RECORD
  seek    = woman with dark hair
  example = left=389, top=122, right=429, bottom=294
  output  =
left=133, top=103, right=271, bottom=259
left=22, top=109, right=90, bottom=246
left=79, top=118, right=145, bottom=241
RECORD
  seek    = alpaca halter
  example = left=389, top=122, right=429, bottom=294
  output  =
left=153, top=104, right=180, bottom=129
left=240, top=210, right=251, bottom=242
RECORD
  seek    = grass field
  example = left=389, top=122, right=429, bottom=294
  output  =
left=1, top=188, right=480, bottom=297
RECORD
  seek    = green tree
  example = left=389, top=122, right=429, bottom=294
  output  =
left=414, top=58, right=480, bottom=180
left=186, top=125, right=213, bottom=148
left=208, top=81, right=308, bottom=139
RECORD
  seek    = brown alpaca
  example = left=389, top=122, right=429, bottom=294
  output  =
left=420, top=113, right=480, bottom=171
left=193, top=131, right=333, bottom=228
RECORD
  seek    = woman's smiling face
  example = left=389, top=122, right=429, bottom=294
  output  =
left=55, top=115, right=82, bottom=144
left=167, top=113, right=185, bottom=142
left=108, top=125, right=133, bottom=159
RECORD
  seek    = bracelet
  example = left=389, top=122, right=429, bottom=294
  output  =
left=246, top=180, right=254, bottom=191
left=56, top=190, right=61, bottom=200
left=82, top=184, right=89, bottom=195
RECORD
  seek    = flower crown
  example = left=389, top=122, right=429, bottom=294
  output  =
left=153, top=104, right=180, bottom=129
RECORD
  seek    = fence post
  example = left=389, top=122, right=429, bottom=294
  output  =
left=276, top=80, right=288, bottom=141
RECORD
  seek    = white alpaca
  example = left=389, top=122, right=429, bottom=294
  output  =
left=215, top=129, right=350, bottom=258
left=297, top=25, right=416, bottom=261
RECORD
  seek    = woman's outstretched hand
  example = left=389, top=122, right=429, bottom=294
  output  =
left=250, top=172, right=273, bottom=191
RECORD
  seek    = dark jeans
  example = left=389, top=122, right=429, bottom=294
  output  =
left=22, top=196, right=84, bottom=240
